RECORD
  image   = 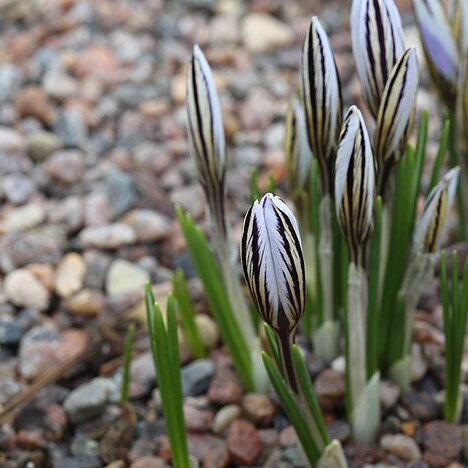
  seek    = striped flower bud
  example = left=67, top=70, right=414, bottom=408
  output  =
left=374, top=48, right=419, bottom=169
left=284, top=97, right=312, bottom=201
left=240, top=194, right=305, bottom=335
left=351, top=0, right=405, bottom=118
left=413, top=167, right=460, bottom=253
left=335, top=106, right=376, bottom=264
left=413, top=0, right=459, bottom=109
left=186, top=45, right=226, bottom=226
left=300, top=16, right=342, bottom=189
left=450, top=0, right=468, bottom=53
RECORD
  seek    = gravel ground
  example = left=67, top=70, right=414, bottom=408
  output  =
left=0, top=0, right=466, bottom=467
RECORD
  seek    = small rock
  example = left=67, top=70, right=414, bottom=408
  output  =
left=16, top=429, right=47, bottom=449
left=26, top=131, right=62, bottom=162
left=411, top=343, right=428, bottom=383
left=72, top=46, right=119, bottom=84
left=241, top=13, right=294, bottom=53
left=14, top=86, right=56, bottom=125
left=170, top=185, right=205, bottom=219
left=2, top=174, right=35, bottom=204
left=0, top=320, right=22, bottom=346
left=3, top=203, right=45, bottom=231
left=181, top=359, right=215, bottom=397
left=106, top=259, right=149, bottom=296
left=208, top=367, right=244, bottom=405
left=66, top=289, right=105, bottom=316
left=0, top=64, right=23, bottom=102
left=53, top=109, right=88, bottom=148
left=380, top=380, right=401, bottom=412
left=129, top=351, right=156, bottom=398
left=55, top=252, right=86, bottom=298
left=43, top=69, right=79, bottom=100
left=64, top=377, right=118, bottom=424
left=315, top=368, right=346, bottom=410
left=4, top=268, right=49, bottom=310
left=424, top=421, right=463, bottom=458
left=227, top=419, right=261, bottom=465
left=19, top=325, right=60, bottom=379
left=402, top=392, right=441, bottom=422
left=102, top=172, right=138, bottom=220
left=131, top=456, right=169, bottom=468
left=184, top=404, right=213, bottom=432
left=194, top=314, right=219, bottom=350
left=122, top=209, right=171, bottom=243
left=70, top=433, right=100, bottom=457
left=45, top=150, right=85, bottom=184
left=380, top=434, right=421, bottom=461
left=327, top=420, right=351, bottom=442
left=242, top=393, right=276, bottom=426
left=80, top=223, right=136, bottom=249
left=212, top=405, right=241, bottom=435
left=0, top=127, right=24, bottom=152
left=279, top=425, right=298, bottom=447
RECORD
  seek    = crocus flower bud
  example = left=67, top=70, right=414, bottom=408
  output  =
left=186, top=45, right=226, bottom=223
left=457, top=58, right=468, bottom=153
left=335, top=106, right=376, bottom=264
left=413, top=167, right=460, bottom=253
left=413, top=0, right=459, bottom=109
left=374, top=48, right=419, bottom=169
left=284, top=98, right=312, bottom=201
left=240, top=194, right=305, bottom=335
left=450, top=0, right=468, bottom=53
left=351, top=0, right=405, bottom=118
left=301, top=16, right=342, bottom=189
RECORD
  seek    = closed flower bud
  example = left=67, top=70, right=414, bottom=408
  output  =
left=374, top=48, right=419, bottom=169
left=301, top=16, right=342, bottom=188
left=186, top=45, right=226, bottom=218
left=351, top=0, right=405, bottom=118
left=335, top=106, right=376, bottom=263
left=450, top=0, right=468, bottom=54
left=284, top=98, right=312, bottom=201
left=457, top=58, right=468, bottom=153
left=413, top=167, right=460, bottom=253
left=413, top=0, right=459, bottom=109
left=240, top=194, right=305, bottom=335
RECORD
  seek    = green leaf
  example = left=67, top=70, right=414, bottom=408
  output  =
left=177, top=207, right=254, bottom=391
left=262, top=352, right=321, bottom=465
left=120, top=323, right=136, bottom=404
left=172, top=270, right=206, bottom=359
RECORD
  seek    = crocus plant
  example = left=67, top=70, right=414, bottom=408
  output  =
left=172, top=0, right=463, bottom=458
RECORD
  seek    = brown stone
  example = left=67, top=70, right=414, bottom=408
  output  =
left=227, top=419, right=261, bottom=465
left=183, top=404, right=214, bottom=433
left=207, top=368, right=243, bottom=405
left=14, top=86, right=56, bottom=125
left=242, top=393, right=276, bottom=426
left=130, top=456, right=169, bottom=468
left=423, top=421, right=463, bottom=458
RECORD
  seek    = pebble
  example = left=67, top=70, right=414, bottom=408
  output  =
left=194, top=314, right=219, bottom=350
left=3, top=203, right=46, bottom=231
left=181, top=359, right=215, bottom=397
left=72, top=46, right=119, bottom=83
left=122, top=209, right=171, bottom=243
left=208, top=367, right=244, bottom=405
left=18, top=325, right=60, bottom=379
left=380, top=380, right=401, bottom=412
left=103, top=171, right=139, bottom=219
left=423, top=421, right=463, bottom=458
left=14, top=86, right=56, bottom=125
left=66, top=289, right=106, bottom=316
left=211, top=404, right=241, bottom=435
left=401, top=392, right=441, bottom=422
left=55, top=252, right=86, bottom=298
left=2, top=174, right=35, bottom=204
left=241, top=13, right=294, bottom=53
left=131, top=457, right=169, bottom=468
left=0, top=320, right=22, bottom=346
left=411, top=343, right=429, bottom=383
left=315, top=368, right=346, bottom=410
left=4, top=268, right=50, bottom=310
left=106, top=259, right=149, bottom=296
left=53, top=109, right=88, bottom=148
left=227, top=419, right=261, bottom=465
left=26, top=131, right=62, bottom=162
left=64, top=377, right=119, bottom=424
left=0, top=127, right=25, bottom=152
left=242, top=393, right=276, bottom=426
left=183, top=403, right=214, bottom=432
left=45, top=150, right=85, bottom=184
left=0, top=64, right=23, bottom=102
left=380, top=434, right=421, bottom=461
left=79, top=223, right=137, bottom=249
left=43, top=70, right=79, bottom=100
